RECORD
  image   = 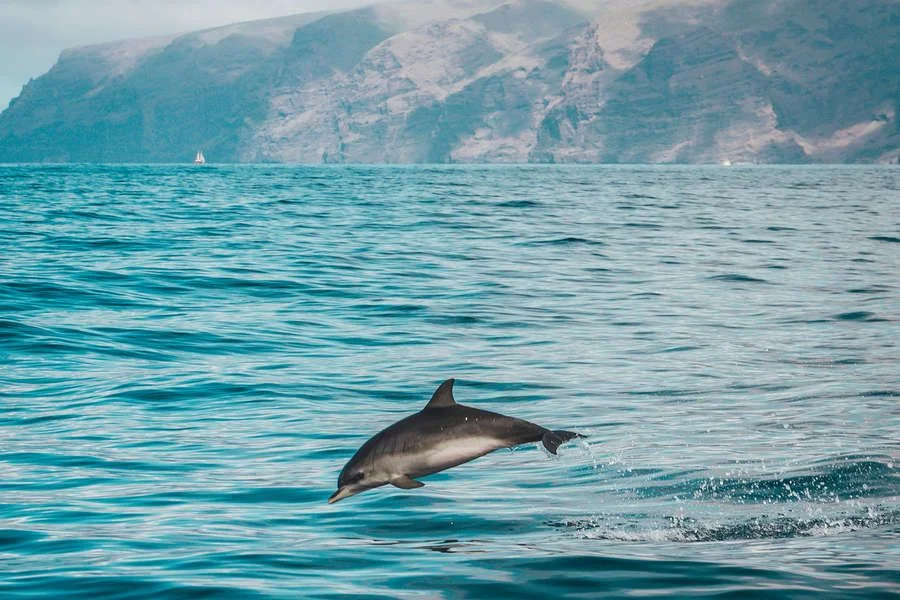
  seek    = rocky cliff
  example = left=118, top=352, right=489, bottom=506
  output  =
left=0, top=0, right=896, bottom=163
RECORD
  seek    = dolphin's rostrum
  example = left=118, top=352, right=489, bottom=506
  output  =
left=329, top=379, right=581, bottom=503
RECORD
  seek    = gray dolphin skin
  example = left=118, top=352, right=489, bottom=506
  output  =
left=328, top=378, right=581, bottom=503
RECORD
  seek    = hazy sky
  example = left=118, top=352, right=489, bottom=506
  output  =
left=0, top=0, right=374, bottom=111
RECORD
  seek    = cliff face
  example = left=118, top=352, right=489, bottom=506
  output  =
left=1, top=0, right=897, bottom=163
left=0, top=12, right=326, bottom=163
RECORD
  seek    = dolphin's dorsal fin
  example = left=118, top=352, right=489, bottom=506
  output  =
left=424, top=378, right=456, bottom=409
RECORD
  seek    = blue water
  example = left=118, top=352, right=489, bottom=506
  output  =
left=1, top=164, right=898, bottom=598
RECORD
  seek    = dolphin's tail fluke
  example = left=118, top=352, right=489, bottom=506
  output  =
left=541, top=430, right=581, bottom=455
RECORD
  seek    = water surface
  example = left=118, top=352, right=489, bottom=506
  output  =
left=1, top=164, right=898, bottom=598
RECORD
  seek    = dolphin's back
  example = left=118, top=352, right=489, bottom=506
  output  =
left=415, top=404, right=547, bottom=446
left=350, top=404, right=547, bottom=478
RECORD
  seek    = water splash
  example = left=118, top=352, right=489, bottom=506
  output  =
left=551, top=455, right=899, bottom=543
left=575, top=436, right=599, bottom=471
left=552, top=506, right=900, bottom=543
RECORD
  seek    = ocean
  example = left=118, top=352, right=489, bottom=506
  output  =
left=1, top=164, right=897, bottom=598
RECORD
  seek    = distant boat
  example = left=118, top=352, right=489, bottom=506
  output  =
left=194, top=150, right=206, bottom=165
left=721, top=159, right=732, bottom=166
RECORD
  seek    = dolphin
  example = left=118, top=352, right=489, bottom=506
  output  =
left=328, top=378, right=581, bottom=503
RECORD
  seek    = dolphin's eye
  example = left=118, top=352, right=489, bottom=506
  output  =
left=347, top=472, right=364, bottom=484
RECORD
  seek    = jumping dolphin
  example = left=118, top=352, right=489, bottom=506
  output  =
left=328, top=378, right=581, bottom=503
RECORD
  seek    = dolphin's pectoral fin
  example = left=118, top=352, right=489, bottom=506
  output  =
left=541, top=430, right=582, bottom=455
left=390, top=475, right=425, bottom=489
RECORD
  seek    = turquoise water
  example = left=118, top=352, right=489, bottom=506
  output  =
left=1, top=164, right=898, bottom=598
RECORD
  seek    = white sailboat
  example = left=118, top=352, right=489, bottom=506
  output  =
left=194, top=150, right=206, bottom=165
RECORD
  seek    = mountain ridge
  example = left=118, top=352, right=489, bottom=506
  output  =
left=1, top=0, right=896, bottom=163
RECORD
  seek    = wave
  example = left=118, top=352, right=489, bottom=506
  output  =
left=708, top=273, right=769, bottom=283
left=518, top=236, right=606, bottom=247
left=551, top=506, right=899, bottom=543
left=833, top=311, right=887, bottom=322
left=552, top=455, right=898, bottom=543
left=634, top=457, right=898, bottom=503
